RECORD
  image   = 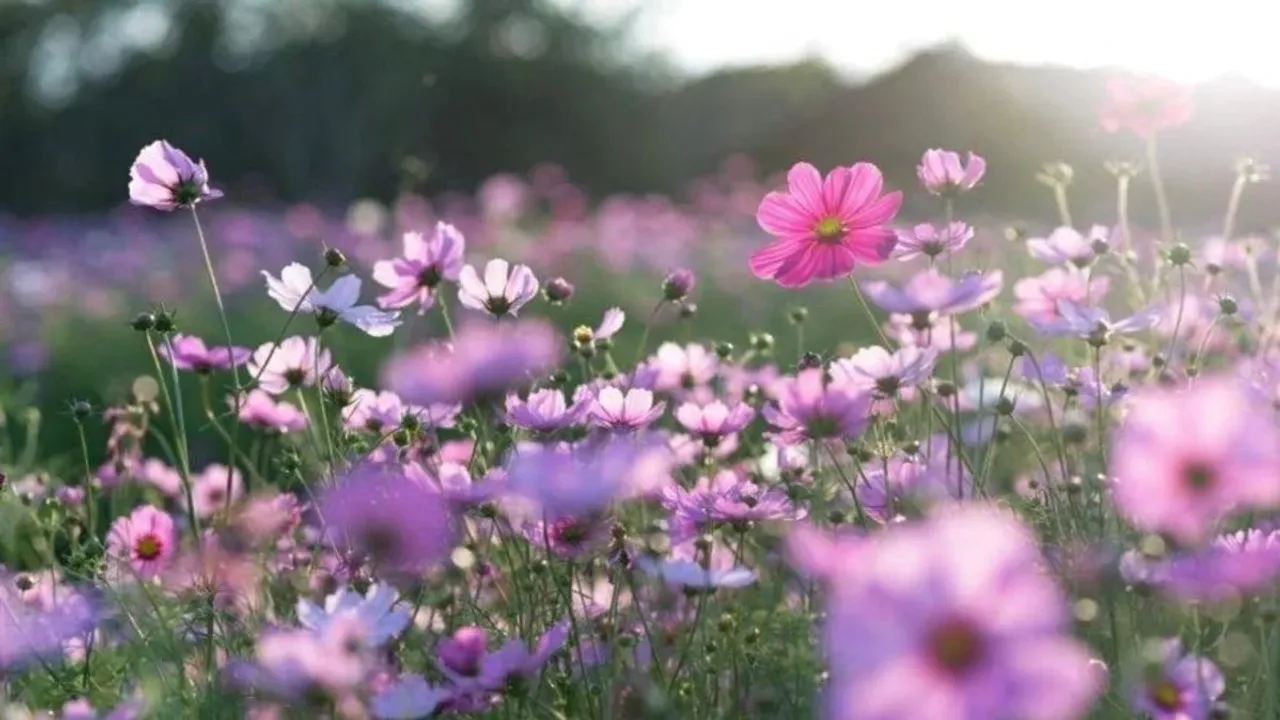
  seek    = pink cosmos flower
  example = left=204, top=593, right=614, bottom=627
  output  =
left=593, top=307, right=625, bottom=341
left=106, top=504, right=177, bottom=581
left=1027, top=226, right=1111, bottom=267
left=128, top=140, right=223, bottom=210
left=505, top=388, right=590, bottom=433
left=674, top=400, right=755, bottom=443
left=0, top=569, right=99, bottom=671
left=861, top=269, right=1003, bottom=317
left=886, top=312, right=977, bottom=352
left=751, top=162, right=902, bottom=287
left=764, top=369, right=872, bottom=445
left=504, top=437, right=672, bottom=520
left=186, top=464, right=244, bottom=518
left=1049, top=300, right=1162, bottom=341
left=158, top=334, right=250, bottom=374
left=917, top=149, right=986, bottom=196
left=811, top=505, right=1101, bottom=720
left=589, top=387, right=666, bottom=431
left=1110, top=377, right=1280, bottom=543
left=830, top=346, right=937, bottom=398
left=649, top=342, right=719, bottom=392
left=1130, top=640, right=1223, bottom=720
left=1013, top=267, right=1110, bottom=332
left=893, top=222, right=974, bottom=261
left=382, top=320, right=563, bottom=406
left=372, top=223, right=466, bottom=314
left=1100, top=76, right=1193, bottom=138
left=248, top=336, right=333, bottom=395
left=457, top=258, right=538, bottom=317
left=343, top=389, right=430, bottom=433
left=236, top=389, right=308, bottom=433
left=436, top=622, right=569, bottom=693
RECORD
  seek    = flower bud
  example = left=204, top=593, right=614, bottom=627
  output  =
left=152, top=309, right=177, bottom=333
left=323, top=247, right=347, bottom=268
left=750, top=333, right=775, bottom=353
left=797, top=352, right=823, bottom=371
left=788, top=307, right=809, bottom=325
left=985, top=321, right=1007, bottom=343
left=70, top=401, right=93, bottom=421
left=714, top=342, right=734, bottom=360
left=995, top=396, right=1016, bottom=416
left=678, top=302, right=697, bottom=320
left=130, top=312, right=156, bottom=332
left=662, top=268, right=696, bottom=302
left=1167, top=243, right=1193, bottom=266
left=1217, top=294, right=1238, bottom=316
left=543, top=277, right=575, bottom=304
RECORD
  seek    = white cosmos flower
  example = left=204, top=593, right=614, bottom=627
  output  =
left=457, top=258, right=538, bottom=317
left=633, top=555, right=757, bottom=590
left=263, top=263, right=402, bottom=337
left=296, top=583, right=410, bottom=649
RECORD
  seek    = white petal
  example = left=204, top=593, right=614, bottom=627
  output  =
left=457, top=264, right=487, bottom=306
left=262, top=269, right=313, bottom=313
left=341, top=305, right=402, bottom=337
left=321, top=274, right=362, bottom=311
left=483, top=258, right=511, bottom=297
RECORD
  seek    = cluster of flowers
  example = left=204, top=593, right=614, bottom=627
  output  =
left=1, top=74, right=1274, bottom=720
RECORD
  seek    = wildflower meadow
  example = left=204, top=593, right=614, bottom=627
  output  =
left=3, top=76, right=1278, bottom=720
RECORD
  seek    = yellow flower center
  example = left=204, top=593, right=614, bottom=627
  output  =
left=814, top=216, right=845, bottom=240
left=1149, top=679, right=1183, bottom=711
left=135, top=534, right=163, bottom=561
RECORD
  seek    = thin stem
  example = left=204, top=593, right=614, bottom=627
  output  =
left=632, top=301, right=664, bottom=367
left=1163, top=265, right=1188, bottom=367
left=1145, top=135, right=1175, bottom=245
left=847, top=278, right=891, bottom=347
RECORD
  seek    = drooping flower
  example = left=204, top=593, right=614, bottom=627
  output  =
left=158, top=334, right=250, bottom=374
left=372, top=223, right=466, bottom=314
left=916, top=149, right=986, bottom=196
left=751, top=162, right=902, bottom=287
left=893, top=222, right=974, bottom=261
left=1100, top=76, right=1193, bottom=138
left=861, top=269, right=1002, bottom=317
left=589, top=387, right=667, bottom=431
left=382, top=320, right=563, bottom=406
left=813, top=505, right=1101, bottom=720
left=128, top=140, right=223, bottom=210
left=297, top=584, right=410, bottom=649
left=1130, top=640, right=1224, bottom=720
left=764, top=369, right=872, bottom=445
left=105, top=504, right=177, bottom=582
left=263, top=263, right=402, bottom=337
left=1110, top=377, right=1280, bottom=543
left=318, top=464, right=455, bottom=575
left=457, top=258, right=539, bottom=317
left=248, top=336, right=333, bottom=395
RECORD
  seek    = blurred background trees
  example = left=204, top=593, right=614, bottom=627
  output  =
left=3, top=0, right=1280, bottom=230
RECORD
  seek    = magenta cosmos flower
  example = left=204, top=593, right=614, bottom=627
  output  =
left=128, top=140, right=223, bottom=210
left=372, top=223, right=466, bottom=314
left=1111, top=376, right=1280, bottom=544
left=751, top=162, right=902, bottom=288
left=917, top=149, right=986, bottom=197
left=105, top=504, right=177, bottom=582
left=382, top=320, right=563, bottom=406
left=814, top=505, right=1101, bottom=720
left=1100, top=76, right=1193, bottom=138
left=159, top=334, right=250, bottom=374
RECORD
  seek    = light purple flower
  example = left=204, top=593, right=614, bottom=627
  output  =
left=1046, top=299, right=1162, bottom=341
left=186, top=464, right=243, bottom=518
left=662, top=469, right=802, bottom=530
left=248, top=336, right=333, bottom=395
left=763, top=369, right=872, bottom=445
left=886, top=312, right=977, bottom=352
left=1131, top=640, right=1224, bottom=720
left=861, top=269, right=1003, bottom=317
left=634, top=554, right=756, bottom=590
left=1027, top=226, right=1109, bottom=267
left=297, top=584, right=409, bottom=649
left=457, top=258, right=538, bottom=317
left=0, top=571, right=98, bottom=671
left=650, top=342, right=719, bottom=392
left=236, top=389, right=307, bottom=433
left=372, top=223, right=466, bottom=314
left=830, top=346, right=938, bottom=397
left=382, top=320, right=563, bottom=406
left=505, top=388, right=589, bottom=433
left=812, top=505, right=1101, bottom=720
left=436, top=622, right=569, bottom=692
left=504, top=437, right=671, bottom=520
left=371, top=675, right=453, bottom=719
left=158, top=334, right=250, bottom=374
left=594, top=307, right=626, bottom=340
left=917, top=149, right=986, bottom=196
left=590, top=387, right=667, bottom=431
left=675, top=400, right=755, bottom=442
left=128, top=140, right=223, bottom=210
left=263, top=263, right=402, bottom=337
left=893, top=222, right=974, bottom=261
left=342, top=388, right=450, bottom=433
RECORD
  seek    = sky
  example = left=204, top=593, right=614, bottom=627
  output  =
left=568, top=0, right=1280, bottom=86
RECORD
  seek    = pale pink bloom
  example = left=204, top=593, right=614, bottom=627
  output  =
left=1100, top=76, right=1192, bottom=137
left=186, top=464, right=244, bottom=519
left=1027, top=226, right=1110, bottom=267
left=106, top=505, right=176, bottom=581
left=457, top=258, right=538, bottom=317
left=751, top=162, right=902, bottom=287
left=128, top=140, right=223, bottom=210
left=830, top=346, right=938, bottom=398
left=372, top=223, right=466, bottom=314
left=248, top=336, right=333, bottom=395
left=893, top=222, right=974, bottom=261
left=139, top=458, right=183, bottom=496
left=1013, top=267, right=1110, bottom=332
left=675, top=400, right=755, bottom=440
left=649, top=342, right=719, bottom=392
left=263, top=263, right=401, bottom=337
left=917, top=149, right=986, bottom=196
left=236, top=390, right=308, bottom=433
left=590, top=387, right=666, bottom=431
left=886, top=312, right=977, bottom=352
left=594, top=307, right=625, bottom=340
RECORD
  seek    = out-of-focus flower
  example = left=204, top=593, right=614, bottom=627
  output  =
left=1014, top=267, right=1109, bottom=332
left=1048, top=299, right=1162, bottom=341
left=893, top=222, right=974, bottom=261
left=372, top=223, right=466, bottom=314
left=505, top=388, right=590, bottom=433
left=886, top=312, right=977, bottom=352
left=382, top=320, right=562, bottom=406
left=861, top=269, right=1002, bottom=317
left=593, top=307, right=625, bottom=341
left=263, top=263, right=401, bottom=337
left=158, top=334, right=250, bottom=374
left=1111, top=377, right=1280, bottom=543
left=917, top=149, right=986, bottom=196
left=297, top=584, right=410, bottom=649
left=105, top=504, right=176, bottom=582
left=185, top=464, right=243, bottom=519
left=1100, top=76, right=1193, bottom=137
left=248, top=336, right=333, bottom=395
left=634, top=554, right=756, bottom=590
left=128, top=140, right=223, bottom=210
left=370, top=675, right=453, bottom=720
left=0, top=570, right=99, bottom=671
left=1027, top=226, right=1112, bottom=267
left=1130, top=640, right=1223, bottom=720
left=457, top=258, right=538, bottom=317
left=830, top=346, right=937, bottom=399
left=751, top=162, right=901, bottom=287
left=504, top=437, right=671, bottom=520
left=235, top=390, right=308, bottom=433
left=318, top=464, right=454, bottom=575
left=764, top=369, right=872, bottom=445
left=674, top=400, right=755, bottom=443
left=435, top=622, right=569, bottom=692
left=649, top=342, right=718, bottom=392
left=809, top=505, right=1101, bottom=719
